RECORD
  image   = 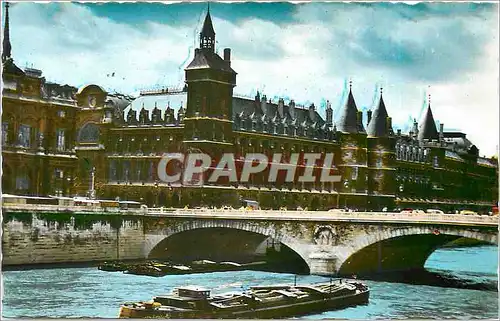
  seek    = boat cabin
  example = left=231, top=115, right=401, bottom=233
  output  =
left=153, top=287, right=212, bottom=311
left=177, top=287, right=211, bottom=299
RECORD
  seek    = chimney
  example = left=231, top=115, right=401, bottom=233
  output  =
left=255, top=91, right=261, bottom=103
left=224, top=48, right=231, bottom=66
left=367, top=110, right=373, bottom=125
left=439, top=123, right=444, bottom=142
left=357, top=111, right=363, bottom=127
left=397, top=129, right=401, bottom=136
left=261, top=95, right=267, bottom=113
left=326, top=100, right=333, bottom=125
left=278, top=98, right=284, bottom=116
left=412, top=118, right=418, bottom=138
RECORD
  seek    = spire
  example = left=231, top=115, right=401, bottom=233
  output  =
left=367, top=87, right=390, bottom=137
left=336, top=81, right=364, bottom=134
left=417, top=95, right=439, bottom=141
left=200, top=4, right=215, bottom=52
left=2, top=2, right=12, bottom=62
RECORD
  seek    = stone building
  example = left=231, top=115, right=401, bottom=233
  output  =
left=2, top=4, right=497, bottom=212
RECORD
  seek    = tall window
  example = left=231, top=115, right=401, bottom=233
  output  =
left=351, top=167, right=358, bottom=180
left=56, top=129, right=65, bottom=151
left=109, top=160, right=117, bottom=181
left=17, top=124, right=31, bottom=148
left=433, top=156, right=439, bottom=168
left=2, top=122, right=8, bottom=145
left=16, top=168, right=30, bottom=191
left=123, top=161, right=131, bottom=182
left=136, top=162, right=142, bottom=181
left=54, top=168, right=64, bottom=179
left=148, top=161, right=154, bottom=182
left=16, top=175, right=30, bottom=191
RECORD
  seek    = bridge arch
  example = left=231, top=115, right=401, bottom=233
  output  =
left=336, top=225, right=497, bottom=275
left=144, top=219, right=312, bottom=269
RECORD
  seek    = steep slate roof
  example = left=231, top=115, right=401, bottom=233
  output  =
left=367, top=93, right=389, bottom=137
left=185, top=49, right=235, bottom=73
left=336, top=88, right=364, bottom=134
left=123, top=92, right=187, bottom=119
left=417, top=105, right=439, bottom=141
left=3, top=58, right=24, bottom=76
left=232, top=96, right=325, bottom=130
left=201, top=8, right=215, bottom=37
left=121, top=92, right=327, bottom=131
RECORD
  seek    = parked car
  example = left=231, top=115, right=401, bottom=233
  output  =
left=460, top=210, right=478, bottom=215
left=426, top=209, right=444, bottom=214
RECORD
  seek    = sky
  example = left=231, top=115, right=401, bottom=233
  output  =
left=3, top=1, right=499, bottom=157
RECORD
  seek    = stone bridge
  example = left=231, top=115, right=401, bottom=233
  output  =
left=143, top=209, right=499, bottom=276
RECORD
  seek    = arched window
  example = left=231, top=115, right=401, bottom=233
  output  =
left=78, top=123, right=100, bottom=143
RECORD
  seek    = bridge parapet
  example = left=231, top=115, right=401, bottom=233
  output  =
left=146, top=208, right=499, bottom=226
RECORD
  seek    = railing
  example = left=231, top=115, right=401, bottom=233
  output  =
left=2, top=202, right=497, bottom=226
left=146, top=208, right=499, bottom=226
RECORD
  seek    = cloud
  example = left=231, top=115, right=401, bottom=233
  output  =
left=6, top=2, right=498, bottom=156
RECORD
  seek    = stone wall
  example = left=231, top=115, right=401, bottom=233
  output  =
left=2, top=211, right=145, bottom=266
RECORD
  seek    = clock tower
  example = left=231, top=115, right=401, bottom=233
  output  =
left=183, top=7, right=237, bottom=156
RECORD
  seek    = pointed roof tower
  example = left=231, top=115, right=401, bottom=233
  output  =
left=367, top=87, right=390, bottom=137
left=336, top=81, right=364, bottom=133
left=2, top=2, right=12, bottom=62
left=186, top=5, right=235, bottom=74
left=417, top=94, right=439, bottom=141
left=2, top=2, right=24, bottom=76
left=200, top=3, right=215, bottom=52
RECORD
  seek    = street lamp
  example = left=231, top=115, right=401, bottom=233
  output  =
left=89, top=167, right=96, bottom=199
left=154, top=180, right=159, bottom=207
left=66, top=176, right=72, bottom=197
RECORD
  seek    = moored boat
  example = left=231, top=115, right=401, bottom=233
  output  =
left=98, top=261, right=128, bottom=272
left=118, top=280, right=369, bottom=319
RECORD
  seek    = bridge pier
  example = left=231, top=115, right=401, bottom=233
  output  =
left=308, top=252, right=339, bottom=276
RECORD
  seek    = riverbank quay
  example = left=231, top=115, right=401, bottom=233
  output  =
left=2, top=204, right=146, bottom=266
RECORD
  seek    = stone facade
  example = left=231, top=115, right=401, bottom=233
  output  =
left=2, top=5, right=498, bottom=212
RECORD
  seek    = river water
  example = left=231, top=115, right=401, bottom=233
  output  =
left=1, top=245, right=498, bottom=319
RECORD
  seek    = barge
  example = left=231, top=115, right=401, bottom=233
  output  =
left=119, top=280, right=369, bottom=318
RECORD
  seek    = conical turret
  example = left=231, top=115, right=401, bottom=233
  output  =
left=367, top=88, right=390, bottom=137
left=417, top=95, right=439, bottom=141
left=336, top=81, right=364, bottom=134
